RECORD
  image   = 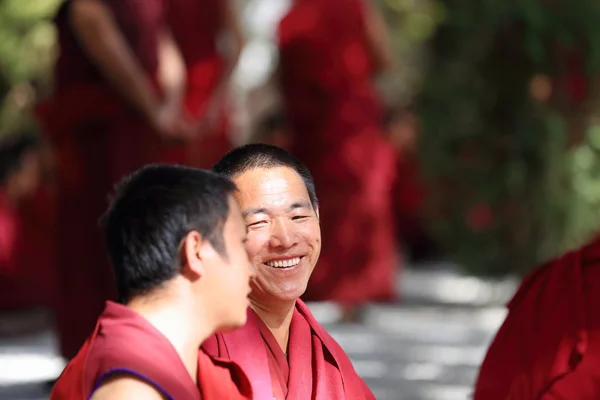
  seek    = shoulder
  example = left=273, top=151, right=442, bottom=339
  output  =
left=89, top=373, right=166, bottom=400
left=507, top=245, right=582, bottom=310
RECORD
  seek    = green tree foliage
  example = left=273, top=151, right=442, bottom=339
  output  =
left=418, top=1, right=600, bottom=275
left=0, top=0, right=63, bottom=136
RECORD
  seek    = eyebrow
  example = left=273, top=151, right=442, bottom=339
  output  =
left=241, top=201, right=312, bottom=218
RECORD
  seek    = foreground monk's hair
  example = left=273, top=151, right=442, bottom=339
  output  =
left=100, top=164, right=237, bottom=303
left=212, top=144, right=318, bottom=209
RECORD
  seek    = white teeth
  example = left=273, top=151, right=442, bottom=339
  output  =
left=266, top=257, right=301, bottom=268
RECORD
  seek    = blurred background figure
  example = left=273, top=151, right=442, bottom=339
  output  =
left=383, top=103, right=436, bottom=264
left=277, top=0, right=399, bottom=321
left=166, top=0, right=245, bottom=169
left=35, top=0, right=192, bottom=363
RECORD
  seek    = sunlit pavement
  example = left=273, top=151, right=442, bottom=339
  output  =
left=0, top=264, right=518, bottom=400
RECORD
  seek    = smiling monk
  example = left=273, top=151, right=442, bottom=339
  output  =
left=202, top=144, right=375, bottom=400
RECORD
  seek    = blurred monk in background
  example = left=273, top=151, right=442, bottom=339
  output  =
left=166, top=0, right=244, bottom=169
left=36, top=0, right=192, bottom=361
left=383, top=104, right=435, bottom=263
left=277, top=0, right=399, bottom=319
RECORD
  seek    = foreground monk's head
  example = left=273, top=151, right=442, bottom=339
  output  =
left=101, top=165, right=255, bottom=331
left=213, top=144, right=321, bottom=309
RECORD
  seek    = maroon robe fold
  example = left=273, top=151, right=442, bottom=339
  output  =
left=36, top=0, right=185, bottom=360
left=51, top=301, right=253, bottom=399
left=278, top=0, right=398, bottom=305
left=474, top=235, right=600, bottom=400
left=202, top=299, right=375, bottom=399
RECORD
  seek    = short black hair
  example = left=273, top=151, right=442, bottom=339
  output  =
left=212, top=144, right=318, bottom=209
left=100, top=164, right=237, bottom=303
left=0, top=133, right=41, bottom=184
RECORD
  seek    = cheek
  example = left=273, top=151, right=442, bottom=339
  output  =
left=245, top=232, right=269, bottom=261
left=300, top=223, right=321, bottom=247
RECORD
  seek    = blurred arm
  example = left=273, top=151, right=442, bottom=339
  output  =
left=157, top=28, right=186, bottom=116
left=69, top=0, right=160, bottom=125
left=209, top=0, right=245, bottom=103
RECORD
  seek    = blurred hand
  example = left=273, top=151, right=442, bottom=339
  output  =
left=152, top=103, right=195, bottom=143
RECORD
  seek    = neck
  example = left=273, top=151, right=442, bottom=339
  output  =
left=250, top=299, right=296, bottom=352
left=127, top=291, right=214, bottom=383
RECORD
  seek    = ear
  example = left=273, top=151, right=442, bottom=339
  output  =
left=181, top=231, right=208, bottom=278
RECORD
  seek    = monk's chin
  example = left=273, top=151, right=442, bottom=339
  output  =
left=276, top=285, right=309, bottom=303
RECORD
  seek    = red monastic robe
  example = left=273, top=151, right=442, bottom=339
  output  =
left=51, top=301, right=253, bottom=399
left=166, top=0, right=233, bottom=169
left=0, top=187, right=56, bottom=310
left=0, top=190, right=19, bottom=277
left=36, top=0, right=185, bottom=360
left=278, top=0, right=398, bottom=305
left=202, top=299, right=375, bottom=400
left=473, top=235, right=600, bottom=400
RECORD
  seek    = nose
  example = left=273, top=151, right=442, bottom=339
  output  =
left=268, top=218, right=298, bottom=249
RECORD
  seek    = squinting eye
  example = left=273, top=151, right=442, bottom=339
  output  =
left=292, top=216, right=309, bottom=220
left=248, top=220, right=267, bottom=227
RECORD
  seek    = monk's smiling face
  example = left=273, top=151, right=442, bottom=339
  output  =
left=232, top=166, right=321, bottom=306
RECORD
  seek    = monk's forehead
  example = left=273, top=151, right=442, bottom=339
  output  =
left=233, top=167, right=310, bottom=208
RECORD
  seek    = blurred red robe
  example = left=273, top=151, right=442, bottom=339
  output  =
left=473, top=236, right=600, bottom=400
left=278, top=0, right=398, bottom=305
left=167, top=0, right=233, bottom=169
left=0, top=187, right=56, bottom=310
left=0, top=190, right=19, bottom=278
left=36, top=0, right=184, bottom=360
